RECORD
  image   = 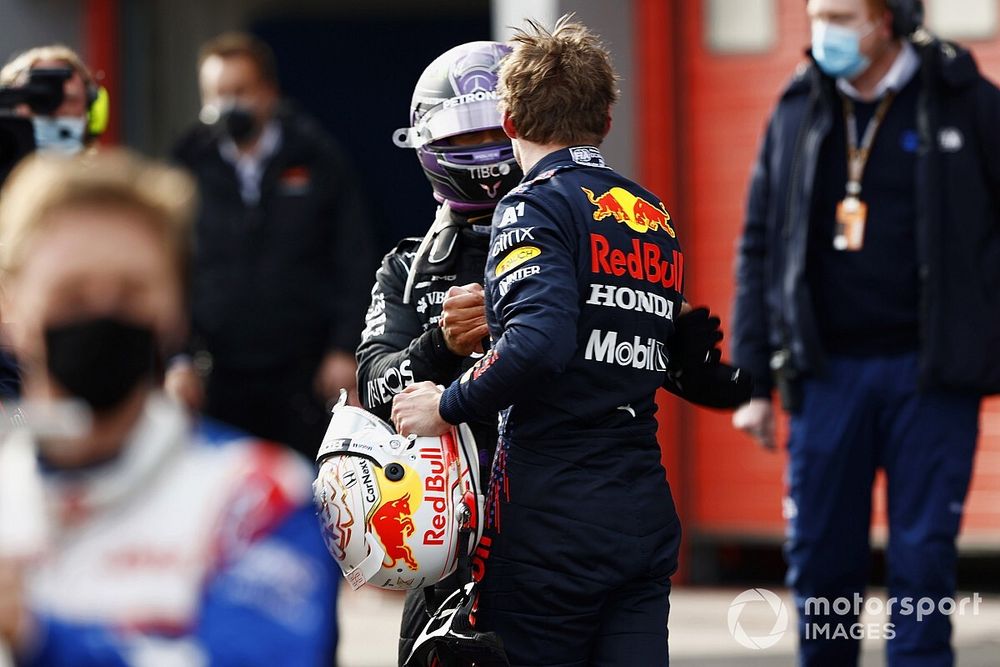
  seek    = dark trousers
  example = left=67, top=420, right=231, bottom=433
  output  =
left=474, top=439, right=682, bottom=666
left=785, top=353, right=979, bottom=667
left=204, top=358, right=329, bottom=461
left=477, top=544, right=676, bottom=667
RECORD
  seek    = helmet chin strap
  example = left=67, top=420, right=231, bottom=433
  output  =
left=403, top=202, right=456, bottom=305
left=344, top=532, right=388, bottom=591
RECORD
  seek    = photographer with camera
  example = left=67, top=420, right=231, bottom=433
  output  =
left=0, top=46, right=97, bottom=399
left=0, top=44, right=108, bottom=159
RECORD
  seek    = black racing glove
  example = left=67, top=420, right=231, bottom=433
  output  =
left=667, top=306, right=723, bottom=371
left=663, top=306, right=753, bottom=409
left=663, top=361, right=753, bottom=409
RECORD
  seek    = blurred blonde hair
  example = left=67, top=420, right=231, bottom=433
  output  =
left=0, top=150, right=197, bottom=280
left=499, top=15, right=619, bottom=147
left=0, top=44, right=95, bottom=88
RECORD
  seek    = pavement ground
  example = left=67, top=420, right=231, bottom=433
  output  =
left=336, top=584, right=1000, bottom=666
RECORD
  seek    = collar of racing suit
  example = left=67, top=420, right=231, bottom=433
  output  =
left=402, top=203, right=491, bottom=304
left=522, top=145, right=609, bottom=182
left=36, top=393, right=189, bottom=524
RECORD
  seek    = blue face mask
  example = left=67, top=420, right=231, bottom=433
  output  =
left=32, top=116, right=86, bottom=155
left=811, top=21, right=872, bottom=79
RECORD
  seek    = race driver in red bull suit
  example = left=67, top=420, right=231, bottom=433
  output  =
left=354, top=41, right=522, bottom=664
left=392, top=17, right=752, bottom=666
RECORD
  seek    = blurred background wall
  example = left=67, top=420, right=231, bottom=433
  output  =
left=0, top=0, right=81, bottom=55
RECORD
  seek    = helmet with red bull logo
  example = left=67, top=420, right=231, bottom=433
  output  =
left=313, top=392, right=484, bottom=591
left=392, top=41, right=522, bottom=212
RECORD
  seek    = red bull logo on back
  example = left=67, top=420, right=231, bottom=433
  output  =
left=581, top=186, right=676, bottom=238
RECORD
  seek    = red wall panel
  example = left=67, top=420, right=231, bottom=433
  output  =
left=84, top=0, right=120, bottom=145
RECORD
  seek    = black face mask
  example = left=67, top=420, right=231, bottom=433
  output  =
left=219, top=106, right=259, bottom=145
left=44, top=317, right=156, bottom=413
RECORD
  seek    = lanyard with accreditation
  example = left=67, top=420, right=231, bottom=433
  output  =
left=834, top=90, right=896, bottom=251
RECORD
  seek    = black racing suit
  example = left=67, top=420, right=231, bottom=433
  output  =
left=355, top=205, right=497, bottom=664
left=438, top=147, right=684, bottom=666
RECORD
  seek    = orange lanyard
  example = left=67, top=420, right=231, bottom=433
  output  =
left=842, top=91, right=896, bottom=198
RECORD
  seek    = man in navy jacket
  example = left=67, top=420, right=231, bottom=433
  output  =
left=732, top=1, right=1000, bottom=664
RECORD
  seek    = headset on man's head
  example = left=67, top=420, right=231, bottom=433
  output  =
left=6, top=62, right=110, bottom=138
left=84, top=79, right=110, bottom=138
left=886, top=0, right=924, bottom=38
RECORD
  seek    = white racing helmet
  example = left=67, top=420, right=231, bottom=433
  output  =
left=313, top=392, right=483, bottom=591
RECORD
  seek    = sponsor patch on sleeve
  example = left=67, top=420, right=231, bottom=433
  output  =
left=495, top=246, right=541, bottom=277
left=361, top=285, right=387, bottom=341
left=498, top=265, right=541, bottom=296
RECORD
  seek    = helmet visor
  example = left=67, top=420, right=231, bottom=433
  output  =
left=394, top=97, right=503, bottom=149
left=316, top=404, right=394, bottom=463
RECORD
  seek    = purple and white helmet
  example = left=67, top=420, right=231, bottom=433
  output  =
left=393, top=41, right=522, bottom=212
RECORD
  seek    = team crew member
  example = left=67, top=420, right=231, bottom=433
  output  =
left=393, top=18, right=748, bottom=665
left=0, top=152, right=337, bottom=666
left=168, top=33, right=375, bottom=457
left=355, top=41, right=522, bottom=664
left=731, top=1, right=1000, bottom=664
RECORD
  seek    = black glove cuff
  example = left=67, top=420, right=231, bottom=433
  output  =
left=663, top=362, right=753, bottom=410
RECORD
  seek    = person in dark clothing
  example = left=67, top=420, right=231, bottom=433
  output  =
left=731, top=1, right=1000, bottom=665
left=355, top=41, right=523, bottom=665
left=0, top=349, right=20, bottom=401
left=393, top=18, right=749, bottom=666
left=167, top=33, right=375, bottom=460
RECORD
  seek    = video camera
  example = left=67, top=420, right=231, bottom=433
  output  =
left=0, top=67, right=70, bottom=184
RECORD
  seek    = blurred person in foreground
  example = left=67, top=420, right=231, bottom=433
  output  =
left=0, top=44, right=109, bottom=157
left=393, top=17, right=750, bottom=665
left=355, top=41, right=522, bottom=664
left=0, top=151, right=336, bottom=665
left=731, top=0, right=1000, bottom=664
left=167, top=32, right=375, bottom=458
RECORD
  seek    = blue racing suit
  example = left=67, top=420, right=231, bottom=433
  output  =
left=438, top=146, right=684, bottom=666
left=12, top=395, right=337, bottom=667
